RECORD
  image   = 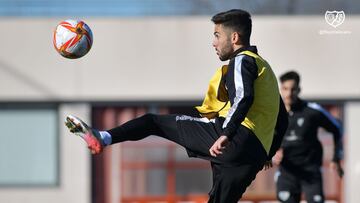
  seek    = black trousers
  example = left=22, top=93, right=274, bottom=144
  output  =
left=108, top=113, right=267, bottom=203
left=276, top=165, right=324, bottom=203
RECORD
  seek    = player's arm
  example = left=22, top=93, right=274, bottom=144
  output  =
left=314, top=104, right=344, bottom=177
left=317, top=107, right=343, bottom=162
left=221, top=56, right=257, bottom=139
left=209, top=56, right=257, bottom=157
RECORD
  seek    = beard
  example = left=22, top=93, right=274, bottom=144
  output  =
left=217, top=41, right=233, bottom=61
left=219, top=52, right=232, bottom=61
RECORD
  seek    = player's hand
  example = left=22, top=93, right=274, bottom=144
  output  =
left=272, top=148, right=283, bottom=165
left=330, top=160, right=344, bottom=178
left=263, top=160, right=273, bottom=170
left=209, top=135, right=229, bottom=157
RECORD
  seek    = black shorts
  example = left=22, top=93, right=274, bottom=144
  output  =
left=276, top=166, right=324, bottom=203
left=108, top=113, right=267, bottom=203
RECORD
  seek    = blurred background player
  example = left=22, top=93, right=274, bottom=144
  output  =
left=65, top=9, right=288, bottom=203
left=273, top=70, right=344, bottom=203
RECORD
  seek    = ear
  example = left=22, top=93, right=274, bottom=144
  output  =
left=231, top=32, right=241, bottom=44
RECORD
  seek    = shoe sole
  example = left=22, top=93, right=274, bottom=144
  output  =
left=65, top=115, right=102, bottom=154
left=65, top=115, right=90, bottom=138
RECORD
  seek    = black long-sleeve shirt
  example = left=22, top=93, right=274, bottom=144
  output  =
left=281, top=99, right=343, bottom=168
left=220, top=46, right=287, bottom=155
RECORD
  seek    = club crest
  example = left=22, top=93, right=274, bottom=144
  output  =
left=297, top=117, right=304, bottom=127
left=278, top=191, right=290, bottom=201
left=325, top=10, right=345, bottom=28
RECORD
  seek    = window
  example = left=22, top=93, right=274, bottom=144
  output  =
left=0, top=105, right=58, bottom=186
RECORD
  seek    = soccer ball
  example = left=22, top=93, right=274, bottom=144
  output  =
left=53, top=19, right=93, bottom=59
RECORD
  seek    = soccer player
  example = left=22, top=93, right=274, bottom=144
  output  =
left=273, top=71, right=344, bottom=203
left=65, top=9, right=288, bottom=203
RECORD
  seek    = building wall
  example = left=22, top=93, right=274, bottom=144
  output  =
left=0, top=16, right=358, bottom=101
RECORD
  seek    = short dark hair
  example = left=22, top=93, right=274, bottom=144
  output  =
left=280, top=71, right=300, bottom=86
left=211, top=9, right=252, bottom=45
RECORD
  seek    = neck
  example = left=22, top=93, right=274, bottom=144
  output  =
left=230, top=45, right=249, bottom=59
left=287, top=98, right=301, bottom=111
left=285, top=104, right=291, bottom=112
left=234, top=44, right=247, bottom=52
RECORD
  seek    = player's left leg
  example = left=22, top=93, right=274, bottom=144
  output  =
left=107, top=113, right=220, bottom=151
left=276, top=167, right=301, bottom=203
left=302, top=167, right=324, bottom=203
left=65, top=113, right=220, bottom=156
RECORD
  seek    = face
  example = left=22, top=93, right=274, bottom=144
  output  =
left=212, top=24, right=234, bottom=61
left=280, top=79, right=300, bottom=107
